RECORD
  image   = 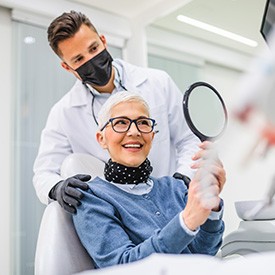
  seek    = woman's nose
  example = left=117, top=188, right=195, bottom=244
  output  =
left=127, top=122, right=141, bottom=136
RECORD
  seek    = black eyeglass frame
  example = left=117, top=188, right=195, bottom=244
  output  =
left=100, top=116, right=156, bottom=133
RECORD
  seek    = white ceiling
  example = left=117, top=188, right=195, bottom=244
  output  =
left=70, top=0, right=268, bottom=56
left=70, top=0, right=181, bottom=19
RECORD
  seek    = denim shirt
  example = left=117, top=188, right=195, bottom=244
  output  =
left=73, top=176, right=224, bottom=269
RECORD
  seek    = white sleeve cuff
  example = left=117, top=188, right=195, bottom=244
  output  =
left=208, top=199, right=224, bottom=220
left=178, top=212, right=199, bottom=236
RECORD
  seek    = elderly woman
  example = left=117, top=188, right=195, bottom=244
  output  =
left=72, top=91, right=225, bottom=269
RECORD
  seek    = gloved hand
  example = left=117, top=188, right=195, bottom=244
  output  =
left=173, top=172, right=191, bottom=188
left=50, top=174, right=91, bottom=214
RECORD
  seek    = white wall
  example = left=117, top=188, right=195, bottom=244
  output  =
left=0, top=6, right=12, bottom=275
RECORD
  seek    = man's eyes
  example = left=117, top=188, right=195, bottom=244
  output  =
left=90, top=46, right=98, bottom=52
left=73, top=56, right=84, bottom=64
left=89, top=45, right=99, bottom=54
left=73, top=45, right=99, bottom=64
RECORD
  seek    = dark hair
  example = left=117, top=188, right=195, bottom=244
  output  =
left=47, top=10, right=98, bottom=57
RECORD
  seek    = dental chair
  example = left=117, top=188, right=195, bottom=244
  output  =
left=221, top=174, right=275, bottom=258
left=221, top=199, right=275, bottom=257
left=34, top=153, right=105, bottom=275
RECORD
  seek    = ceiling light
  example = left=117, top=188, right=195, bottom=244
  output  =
left=177, top=15, right=258, bottom=48
left=23, top=36, right=36, bottom=44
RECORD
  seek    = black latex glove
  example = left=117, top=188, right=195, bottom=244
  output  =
left=50, top=174, right=91, bottom=214
left=173, top=172, right=191, bottom=188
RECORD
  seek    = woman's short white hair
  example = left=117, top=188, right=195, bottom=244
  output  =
left=98, top=91, right=150, bottom=129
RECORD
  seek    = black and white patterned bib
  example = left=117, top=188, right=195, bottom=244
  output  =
left=104, top=158, right=153, bottom=184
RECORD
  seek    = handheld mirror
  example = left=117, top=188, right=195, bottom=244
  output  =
left=183, top=81, right=228, bottom=141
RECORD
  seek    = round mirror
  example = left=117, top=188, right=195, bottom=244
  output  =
left=183, top=81, right=228, bottom=141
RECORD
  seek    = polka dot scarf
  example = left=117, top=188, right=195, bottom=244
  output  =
left=104, top=158, right=153, bottom=184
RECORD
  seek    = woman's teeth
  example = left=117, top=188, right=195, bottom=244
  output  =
left=124, top=144, right=141, bottom=148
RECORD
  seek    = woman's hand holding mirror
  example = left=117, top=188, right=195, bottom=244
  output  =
left=183, top=81, right=227, bottom=210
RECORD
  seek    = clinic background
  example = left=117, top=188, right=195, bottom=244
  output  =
left=0, top=0, right=273, bottom=274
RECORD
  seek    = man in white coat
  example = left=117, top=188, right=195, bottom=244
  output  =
left=33, top=10, right=206, bottom=214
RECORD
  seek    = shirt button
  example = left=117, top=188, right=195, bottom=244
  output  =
left=155, top=211, right=161, bottom=216
left=144, top=195, right=149, bottom=199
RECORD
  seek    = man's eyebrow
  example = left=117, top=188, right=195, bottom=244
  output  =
left=88, top=41, right=99, bottom=50
left=70, top=41, right=99, bottom=63
left=70, top=54, right=82, bottom=63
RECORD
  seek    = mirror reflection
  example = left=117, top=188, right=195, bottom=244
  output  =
left=183, top=82, right=228, bottom=141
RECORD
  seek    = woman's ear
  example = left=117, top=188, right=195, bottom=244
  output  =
left=96, top=131, right=108, bottom=149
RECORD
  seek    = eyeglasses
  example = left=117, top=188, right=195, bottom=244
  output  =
left=100, top=116, right=156, bottom=133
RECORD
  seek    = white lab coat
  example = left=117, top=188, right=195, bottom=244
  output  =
left=33, top=59, right=200, bottom=204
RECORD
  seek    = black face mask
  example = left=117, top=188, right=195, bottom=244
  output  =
left=75, top=49, right=113, bottom=86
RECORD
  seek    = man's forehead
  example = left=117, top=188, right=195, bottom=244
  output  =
left=58, top=27, right=100, bottom=60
